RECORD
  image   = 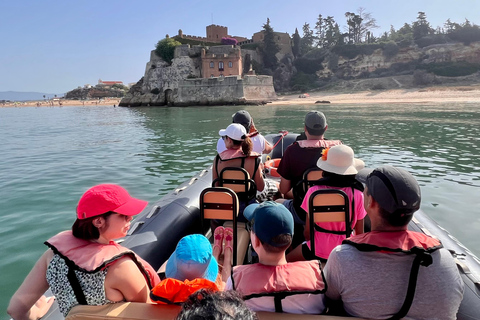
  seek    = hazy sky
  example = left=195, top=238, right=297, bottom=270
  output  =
left=1, top=0, right=479, bottom=94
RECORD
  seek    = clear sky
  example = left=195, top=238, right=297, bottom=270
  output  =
left=1, top=0, right=479, bottom=94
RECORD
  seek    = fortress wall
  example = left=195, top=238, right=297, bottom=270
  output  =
left=243, top=76, right=277, bottom=100
left=176, top=76, right=244, bottom=105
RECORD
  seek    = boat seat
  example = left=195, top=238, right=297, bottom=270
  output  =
left=212, top=166, right=257, bottom=203
left=307, top=189, right=351, bottom=259
left=66, top=302, right=364, bottom=320
left=200, top=187, right=249, bottom=266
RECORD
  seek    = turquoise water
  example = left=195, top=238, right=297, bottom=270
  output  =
left=1, top=103, right=479, bottom=315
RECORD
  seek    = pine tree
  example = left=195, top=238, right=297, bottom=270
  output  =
left=300, top=23, right=314, bottom=55
left=262, top=18, right=279, bottom=70
left=292, top=28, right=301, bottom=58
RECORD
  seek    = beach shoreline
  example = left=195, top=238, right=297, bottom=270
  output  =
left=2, top=85, right=480, bottom=108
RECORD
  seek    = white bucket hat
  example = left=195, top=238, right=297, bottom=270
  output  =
left=218, top=123, right=246, bottom=141
left=317, top=144, right=364, bottom=175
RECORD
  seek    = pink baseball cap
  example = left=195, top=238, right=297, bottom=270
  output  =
left=76, top=184, right=148, bottom=219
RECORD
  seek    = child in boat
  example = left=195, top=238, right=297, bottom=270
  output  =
left=150, top=234, right=221, bottom=304
left=8, top=184, right=160, bottom=319
left=287, top=144, right=366, bottom=263
left=226, top=201, right=326, bottom=314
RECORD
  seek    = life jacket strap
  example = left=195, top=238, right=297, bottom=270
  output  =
left=387, top=251, right=433, bottom=320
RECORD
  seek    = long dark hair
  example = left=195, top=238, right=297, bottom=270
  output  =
left=231, top=136, right=253, bottom=156
left=72, top=211, right=115, bottom=240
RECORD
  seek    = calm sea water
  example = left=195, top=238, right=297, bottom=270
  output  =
left=1, top=103, right=479, bottom=315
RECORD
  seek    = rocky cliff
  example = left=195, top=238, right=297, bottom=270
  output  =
left=120, top=45, right=276, bottom=107
left=319, top=42, right=480, bottom=80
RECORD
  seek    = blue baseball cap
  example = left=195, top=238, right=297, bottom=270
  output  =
left=244, top=201, right=294, bottom=247
left=165, top=234, right=218, bottom=283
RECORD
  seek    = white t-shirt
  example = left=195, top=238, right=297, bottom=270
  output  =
left=216, top=133, right=266, bottom=155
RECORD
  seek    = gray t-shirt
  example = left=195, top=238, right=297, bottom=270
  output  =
left=325, top=244, right=464, bottom=320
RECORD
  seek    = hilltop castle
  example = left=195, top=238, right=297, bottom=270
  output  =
left=119, top=24, right=286, bottom=107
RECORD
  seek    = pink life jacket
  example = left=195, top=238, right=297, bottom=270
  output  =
left=297, top=139, right=342, bottom=149
left=45, top=231, right=160, bottom=304
left=343, top=230, right=443, bottom=320
left=232, top=260, right=326, bottom=313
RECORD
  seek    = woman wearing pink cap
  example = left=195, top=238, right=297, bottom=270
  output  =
left=8, top=184, right=160, bottom=320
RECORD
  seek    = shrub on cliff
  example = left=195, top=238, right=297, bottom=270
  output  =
left=221, top=37, right=238, bottom=45
left=155, top=37, right=182, bottom=64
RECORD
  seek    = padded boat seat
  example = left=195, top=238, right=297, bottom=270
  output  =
left=66, top=302, right=364, bottom=320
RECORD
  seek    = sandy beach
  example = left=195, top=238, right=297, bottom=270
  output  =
left=271, top=85, right=480, bottom=106
left=2, top=85, right=480, bottom=108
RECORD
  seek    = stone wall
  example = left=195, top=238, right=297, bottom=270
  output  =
left=243, top=75, right=276, bottom=100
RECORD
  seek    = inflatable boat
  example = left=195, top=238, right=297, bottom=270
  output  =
left=40, top=133, right=479, bottom=320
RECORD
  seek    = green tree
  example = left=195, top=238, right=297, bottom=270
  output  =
left=301, top=22, right=314, bottom=55
left=262, top=18, right=280, bottom=70
left=154, top=36, right=181, bottom=64
left=292, top=28, right=301, bottom=58
left=345, top=12, right=363, bottom=43
left=324, top=17, right=341, bottom=47
left=314, top=14, right=325, bottom=47
left=412, top=12, right=433, bottom=41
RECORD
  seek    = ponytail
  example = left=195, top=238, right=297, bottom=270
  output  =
left=241, top=136, right=253, bottom=156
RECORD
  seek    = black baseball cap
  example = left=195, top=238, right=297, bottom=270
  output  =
left=305, top=111, right=327, bottom=135
left=357, top=165, right=421, bottom=215
left=232, top=110, right=252, bottom=131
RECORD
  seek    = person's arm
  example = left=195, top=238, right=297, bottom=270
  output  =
left=253, top=162, right=265, bottom=192
left=8, top=250, right=55, bottom=320
left=212, top=157, right=219, bottom=187
left=105, top=256, right=151, bottom=303
left=354, top=219, right=364, bottom=235
left=262, top=140, right=273, bottom=154
left=279, top=176, right=292, bottom=197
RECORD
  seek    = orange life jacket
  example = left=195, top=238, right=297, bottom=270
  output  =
left=232, top=260, right=326, bottom=313
left=150, top=278, right=219, bottom=304
left=343, top=230, right=443, bottom=320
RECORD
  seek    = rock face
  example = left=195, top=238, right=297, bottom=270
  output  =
left=120, top=45, right=276, bottom=107
left=318, top=42, right=480, bottom=80
left=65, top=87, right=125, bottom=100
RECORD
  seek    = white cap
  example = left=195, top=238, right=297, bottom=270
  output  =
left=219, top=123, right=246, bottom=141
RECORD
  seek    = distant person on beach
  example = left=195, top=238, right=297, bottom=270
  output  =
left=287, top=144, right=366, bottom=263
left=8, top=184, right=160, bottom=319
left=276, top=111, right=342, bottom=247
left=226, top=201, right=326, bottom=314
left=324, top=166, right=464, bottom=319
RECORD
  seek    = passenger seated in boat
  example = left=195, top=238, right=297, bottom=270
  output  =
left=150, top=234, right=221, bottom=304
left=287, top=145, right=366, bottom=263
left=325, top=166, right=464, bottom=319
left=213, top=123, right=265, bottom=219
left=177, top=289, right=257, bottom=320
left=276, top=111, right=342, bottom=248
left=226, top=201, right=326, bottom=314
left=217, top=110, right=279, bottom=202
left=7, top=184, right=160, bottom=320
